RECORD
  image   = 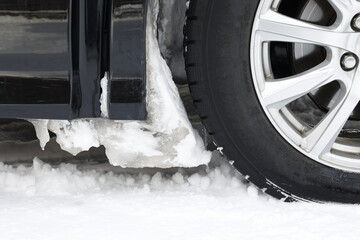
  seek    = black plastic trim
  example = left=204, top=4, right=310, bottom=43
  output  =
left=108, top=0, right=147, bottom=120
left=0, top=0, right=147, bottom=120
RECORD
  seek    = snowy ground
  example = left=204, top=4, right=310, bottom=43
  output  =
left=0, top=152, right=359, bottom=240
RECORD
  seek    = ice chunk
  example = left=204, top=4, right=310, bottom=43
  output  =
left=29, top=0, right=211, bottom=168
left=100, top=73, right=109, bottom=118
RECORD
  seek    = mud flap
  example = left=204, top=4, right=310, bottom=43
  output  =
left=0, top=0, right=146, bottom=120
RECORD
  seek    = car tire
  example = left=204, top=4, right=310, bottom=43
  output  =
left=185, top=0, right=360, bottom=202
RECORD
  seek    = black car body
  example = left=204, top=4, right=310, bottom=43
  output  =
left=0, top=0, right=147, bottom=120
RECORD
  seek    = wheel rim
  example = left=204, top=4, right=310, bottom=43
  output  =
left=251, top=0, right=360, bottom=172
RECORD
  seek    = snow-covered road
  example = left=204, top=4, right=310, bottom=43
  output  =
left=0, top=153, right=359, bottom=240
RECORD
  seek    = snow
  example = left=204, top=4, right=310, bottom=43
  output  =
left=100, top=73, right=109, bottom=118
left=0, top=154, right=360, bottom=239
left=29, top=0, right=211, bottom=169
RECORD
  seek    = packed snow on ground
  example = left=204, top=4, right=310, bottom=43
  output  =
left=0, top=153, right=359, bottom=240
left=30, top=0, right=211, bottom=169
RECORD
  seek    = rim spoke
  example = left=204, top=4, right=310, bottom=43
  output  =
left=256, top=10, right=358, bottom=52
left=262, top=61, right=337, bottom=109
left=304, top=83, right=360, bottom=157
left=252, top=0, right=360, bottom=170
left=328, top=0, right=360, bottom=16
